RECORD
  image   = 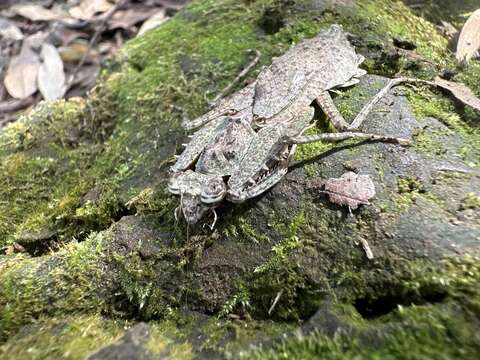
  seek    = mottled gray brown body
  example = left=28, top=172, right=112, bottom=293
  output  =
left=168, top=25, right=409, bottom=225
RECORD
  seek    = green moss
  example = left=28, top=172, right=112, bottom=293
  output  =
left=411, top=126, right=448, bottom=156
left=0, top=315, right=126, bottom=360
left=219, top=282, right=252, bottom=318
left=254, top=210, right=305, bottom=275
left=355, top=0, right=451, bottom=71
left=224, top=217, right=271, bottom=244
left=249, top=254, right=480, bottom=359
left=0, top=233, right=110, bottom=340
left=460, top=192, right=480, bottom=210
left=456, top=61, right=480, bottom=97
left=146, top=323, right=193, bottom=358
left=406, top=88, right=480, bottom=167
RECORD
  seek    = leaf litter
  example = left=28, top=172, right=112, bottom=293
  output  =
left=38, top=43, right=66, bottom=101
left=0, top=0, right=190, bottom=128
left=4, top=44, right=40, bottom=99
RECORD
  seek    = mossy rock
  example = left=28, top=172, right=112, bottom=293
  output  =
left=1, top=0, right=480, bottom=358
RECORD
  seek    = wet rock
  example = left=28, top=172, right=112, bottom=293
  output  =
left=88, top=323, right=150, bottom=360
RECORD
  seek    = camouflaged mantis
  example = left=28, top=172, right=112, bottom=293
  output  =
left=168, top=25, right=413, bottom=226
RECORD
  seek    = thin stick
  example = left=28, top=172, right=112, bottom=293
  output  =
left=360, top=238, right=374, bottom=260
left=209, top=49, right=261, bottom=107
left=268, top=290, right=283, bottom=315
left=68, top=0, right=127, bottom=88
left=0, top=96, right=35, bottom=113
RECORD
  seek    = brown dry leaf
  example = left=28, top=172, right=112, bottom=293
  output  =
left=38, top=43, right=66, bottom=101
left=324, top=172, right=376, bottom=210
left=137, top=9, right=168, bottom=37
left=108, top=9, right=152, bottom=30
left=0, top=17, right=24, bottom=41
left=456, top=9, right=480, bottom=63
left=69, top=0, right=114, bottom=21
left=11, top=4, right=63, bottom=22
left=433, top=76, right=480, bottom=111
left=4, top=45, right=40, bottom=99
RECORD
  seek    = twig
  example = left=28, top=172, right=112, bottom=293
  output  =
left=0, top=96, right=35, bottom=113
left=209, top=49, right=261, bottom=108
left=67, top=0, right=128, bottom=88
left=268, top=290, right=283, bottom=315
left=359, top=238, right=374, bottom=260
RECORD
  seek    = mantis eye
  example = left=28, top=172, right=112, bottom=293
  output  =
left=168, top=178, right=181, bottom=194
left=201, top=177, right=226, bottom=204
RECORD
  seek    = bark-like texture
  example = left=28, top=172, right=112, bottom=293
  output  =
left=1, top=0, right=480, bottom=358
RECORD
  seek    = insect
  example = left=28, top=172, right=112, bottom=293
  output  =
left=169, top=25, right=411, bottom=226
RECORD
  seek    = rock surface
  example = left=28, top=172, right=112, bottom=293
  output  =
left=1, top=0, right=480, bottom=358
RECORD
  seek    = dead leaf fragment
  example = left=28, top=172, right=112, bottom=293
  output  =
left=456, top=8, right=480, bottom=62
left=0, top=17, right=24, bottom=41
left=38, top=43, right=66, bottom=101
left=69, top=0, right=114, bottom=21
left=11, top=4, right=63, bottom=22
left=433, top=76, right=480, bottom=112
left=4, top=45, right=40, bottom=99
left=324, top=172, right=376, bottom=210
left=137, top=9, right=168, bottom=36
left=108, top=9, right=152, bottom=30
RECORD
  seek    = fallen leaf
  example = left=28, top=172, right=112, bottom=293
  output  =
left=0, top=96, right=36, bottom=113
left=69, top=0, right=114, bottom=21
left=108, top=9, right=152, bottom=30
left=0, top=17, right=24, bottom=41
left=137, top=9, right=168, bottom=36
left=38, top=43, right=66, bottom=101
left=4, top=45, right=40, bottom=99
left=155, top=0, right=189, bottom=10
left=23, top=31, right=48, bottom=50
left=456, top=8, right=480, bottom=62
left=433, top=76, right=480, bottom=111
left=324, top=172, right=376, bottom=210
left=11, top=4, right=63, bottom=21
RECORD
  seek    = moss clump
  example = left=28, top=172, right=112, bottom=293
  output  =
left=246, top=210, right=324, bottom=321
left=249, top=254, right=480, bottom=359
left=460, top=192, right=480, bottom=210
left=223, top=217, right=271, bottom=244
left=0, top=315, right=126, bottom=360
left=392, top=177, right=440, bottom=212
left=0, top=99, right=126, bottom=252
left=406, top=88, right=480, bottom=167
left=0, top=232, right=110, bottom=340
left=254, top=210, right=305, bottom=275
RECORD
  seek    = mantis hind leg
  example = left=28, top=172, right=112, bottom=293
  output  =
left=287, top=131, right=410, bottom=146
left=316, top=77, right=409, bottom=132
